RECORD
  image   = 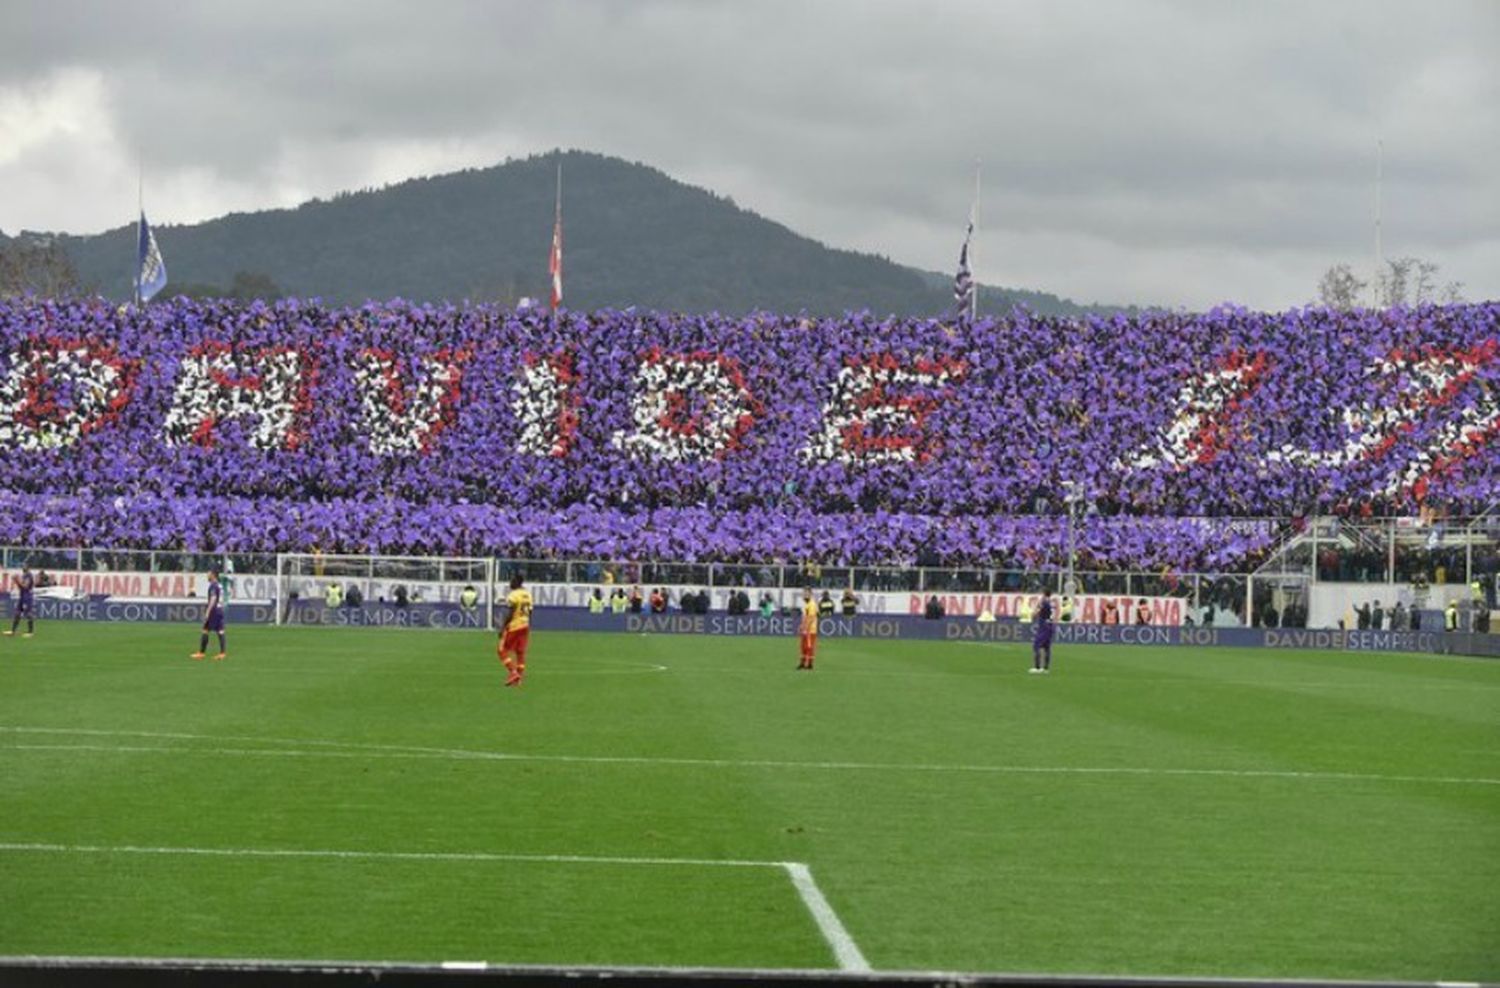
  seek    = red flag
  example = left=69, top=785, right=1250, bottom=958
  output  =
left=549, top=163, right=563, bottom=311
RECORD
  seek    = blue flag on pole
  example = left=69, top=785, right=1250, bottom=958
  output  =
left=952, top=218, right=974, bottom=318
left=136, top=211, right=167, bottom=303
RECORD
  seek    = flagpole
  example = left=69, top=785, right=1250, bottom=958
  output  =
left=1372, top=138, right=1383, bottom=308
left=551, top=156, right=563, bottom=326
left=970, top=160, right=981, bottom=321
left=135, top=163, right=144, bottom=307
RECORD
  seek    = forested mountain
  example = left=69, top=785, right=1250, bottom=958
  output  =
left=16, top=151, right=1124, bottom=315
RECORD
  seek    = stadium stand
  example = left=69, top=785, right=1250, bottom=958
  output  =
left=0, top=297, right=1494, bottom=570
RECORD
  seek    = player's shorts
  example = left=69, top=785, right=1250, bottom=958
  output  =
left=500, top=626, right=530, bottom=658
left=202, top=608, right=225, bottom=632
left=14, top=597, right=33, bottom=617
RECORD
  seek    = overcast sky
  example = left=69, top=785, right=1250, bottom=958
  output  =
left=2, top=0, right=1496, bottom=309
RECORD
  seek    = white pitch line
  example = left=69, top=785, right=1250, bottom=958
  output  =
left=0, top=841, right=869, bottom=972
left=0, top=727, right=1494, bottom=787
left=782, top=863, right=870, bottom=972
left=0, top=841, right=778, bottom=869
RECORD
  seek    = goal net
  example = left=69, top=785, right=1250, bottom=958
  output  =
left=276, top=553, right=494, bottom=630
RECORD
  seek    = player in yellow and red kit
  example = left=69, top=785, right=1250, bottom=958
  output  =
left=797, top=586, right=818, bottom=670
left=498, top=573, right=533, bottom=687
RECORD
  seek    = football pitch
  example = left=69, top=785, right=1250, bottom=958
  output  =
left=0, top=622, right=1496, bottom=982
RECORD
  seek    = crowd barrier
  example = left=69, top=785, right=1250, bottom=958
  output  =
left=24, top=596, right=484, bottom=630
left=542, top=610, right=1499, bottom=657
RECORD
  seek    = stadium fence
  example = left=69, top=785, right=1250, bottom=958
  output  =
left=0, top=513, right=1494, bottom=631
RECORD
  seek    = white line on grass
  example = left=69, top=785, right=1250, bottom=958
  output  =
left=0, top=840, right=866, bottom=972
left=1, top=727, right=1495, bottom=787
left=782, top=862, right=870, bottom=972
left=0, top=840, right=777, bottom=869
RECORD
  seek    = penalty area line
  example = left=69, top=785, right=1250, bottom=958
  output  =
left=0, top=841, right=869, bottom=973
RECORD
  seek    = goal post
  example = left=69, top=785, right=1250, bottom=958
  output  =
left=276, top=553, right=495, bottom=630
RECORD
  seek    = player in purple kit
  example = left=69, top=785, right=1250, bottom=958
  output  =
left=4, top=564, right=36, bottom=638
left=1030, top=588, right=1054, bottom=674
left=190, top=569, right=227, bottom=661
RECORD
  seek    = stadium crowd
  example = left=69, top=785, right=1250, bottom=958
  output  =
left=0, top=297, right=1494, bottom=570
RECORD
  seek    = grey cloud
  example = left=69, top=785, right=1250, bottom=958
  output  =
left=2, top=0, right=1496, bottom=308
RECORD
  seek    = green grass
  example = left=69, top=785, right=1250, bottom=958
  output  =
left=0, top=621, right=1496, bottom=980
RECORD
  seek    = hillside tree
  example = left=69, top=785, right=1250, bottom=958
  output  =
left=0, top=240, right=83, bottom=298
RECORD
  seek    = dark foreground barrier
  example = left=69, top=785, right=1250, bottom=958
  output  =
left=0, top=957, right=1473, bottom=988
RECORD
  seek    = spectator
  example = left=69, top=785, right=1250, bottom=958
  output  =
left=818, top=591, right=835, bottom=617
left=324, top=582, right=343, bottom=608
left=1389, top=601, right=1406, bottom=633
left=588, top=588, right=606, bottom=614
left=629, top=585, right=644, bottom=614
left=610, top=588, right=629, bottom=614
left=1134, top=598, right=1151, bottom=625
left=924, top=595, right=945, bottom=620
left=393, top=584, right=410, bottom=607
left=345, top=582, right=363, bottom=608
left=840, top=588, right=858, bottom=616
left=1356, top=601, right=1372, bottom=630
left=1372, top=600, right=1385, bottom=630
left=459, top=584, right=478, bottom=610
left=650, top=588, right=667, bottom=613
left=759, top=593, right=776, bottom=618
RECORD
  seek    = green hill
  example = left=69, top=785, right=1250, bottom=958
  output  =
left=19, top=150, right=1124, bottom=316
